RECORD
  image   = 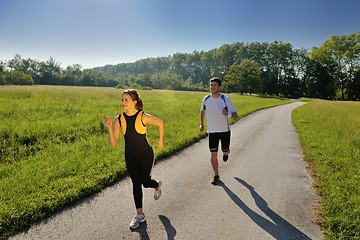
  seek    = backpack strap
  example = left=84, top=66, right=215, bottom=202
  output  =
left=202, top=94, right=211, bottom=110
left=220, top=94, right=228, bottom=112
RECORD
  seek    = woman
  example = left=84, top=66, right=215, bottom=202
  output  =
left=105, top=89, right=164, bottom=229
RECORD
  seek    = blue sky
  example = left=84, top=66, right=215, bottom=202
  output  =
left=1, top=0, right=359, bottom=69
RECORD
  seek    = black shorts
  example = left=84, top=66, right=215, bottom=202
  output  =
left=208, top=131, right=231, bottom=152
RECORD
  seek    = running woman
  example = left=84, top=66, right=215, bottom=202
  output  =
left=105, top=89, right=164, bottom=229
left=200, top=77, right=238, bottom=184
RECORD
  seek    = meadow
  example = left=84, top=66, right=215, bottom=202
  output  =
left=0, top=85, right=291, bottom=239
left=292, top=100, right=360, bottom=239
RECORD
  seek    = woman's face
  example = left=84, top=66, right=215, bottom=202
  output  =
left=122, top=93, right=136, bottom=111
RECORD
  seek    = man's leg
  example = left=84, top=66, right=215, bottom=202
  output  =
left=209, top=133, right=221, bottom=184
left=210, top=151, right=219, bottom=175
left=209, top=133, right=219, bottom=174
left=221, top=131, right=231, bottom=162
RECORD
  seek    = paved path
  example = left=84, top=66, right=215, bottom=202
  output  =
left=11, top=102, right=323, bottom=240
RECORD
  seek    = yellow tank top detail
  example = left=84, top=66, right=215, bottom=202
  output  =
left=119, top=111, right=146, bottom=135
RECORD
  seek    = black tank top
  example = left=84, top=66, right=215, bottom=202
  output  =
left=122, top=111, right=151, bottom=153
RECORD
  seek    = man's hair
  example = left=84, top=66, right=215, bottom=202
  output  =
left=210, top=77, right=221, bottom=86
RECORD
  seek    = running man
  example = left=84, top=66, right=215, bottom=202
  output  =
left=200, top=77, right=238, bottom=184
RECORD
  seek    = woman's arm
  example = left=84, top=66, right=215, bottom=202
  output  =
left=142, top=113, right=164, bottom=150
left=105, top=115, right=121, bottom=149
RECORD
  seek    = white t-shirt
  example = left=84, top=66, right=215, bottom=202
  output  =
left=200, top=94, right=236, bottom=133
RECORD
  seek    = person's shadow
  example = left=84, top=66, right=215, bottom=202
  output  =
left=159, top=215, right=177, bottom=240
left=130, top=221, right=150, bottom=239
left=219, top=177, right=313, bottom=240
left=130, top=215, right=176, bottom=240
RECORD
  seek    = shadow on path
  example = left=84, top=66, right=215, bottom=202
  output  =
left=159, top=215, right=177, bottom=240
left=130, top=221, right=150, bottom=240
left=219, top=177, right=312, bottom=240
left=128, top=215, right=176, bottom=240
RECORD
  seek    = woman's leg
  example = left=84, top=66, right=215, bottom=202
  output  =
left=125, top=152, right=144, bottom=210
left=139, top=148, right=159, bottom=189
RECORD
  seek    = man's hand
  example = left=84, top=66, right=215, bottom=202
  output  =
left=222, top=107, right=228, bottom=117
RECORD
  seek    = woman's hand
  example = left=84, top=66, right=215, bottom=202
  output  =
left=105, top=116, right=113, bottom=128
left=158, top=140, right=163, bottom=150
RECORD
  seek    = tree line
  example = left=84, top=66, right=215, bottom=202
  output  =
left=1, top=32, right=359, bottom=100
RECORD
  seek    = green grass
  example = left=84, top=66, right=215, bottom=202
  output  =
left=292, top=99, right=360, bottom=240
left=0, top=85, right=291, bottom=239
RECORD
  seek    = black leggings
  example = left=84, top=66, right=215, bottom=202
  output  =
left=125, top=147, right=158, bottom=209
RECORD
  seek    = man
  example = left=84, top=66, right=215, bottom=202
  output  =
left=200, top=77, right=238, bottom=184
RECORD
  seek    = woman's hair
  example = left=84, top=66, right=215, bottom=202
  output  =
left=123, top=89, right=143, bottom=111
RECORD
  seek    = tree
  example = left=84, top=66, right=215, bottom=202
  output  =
left=0, top=60, right=5, bottom=73
left=37, top=57, right=62, bottom=85
left=170, top=53, right=189, bottom=80
left=150, top=71, right=182, bottom=89
left=200, top=50, right=217, bottom=84
left=186, top=51, right=203, bottom=84
left=215, top=44, right=237, bottom=76
left=304, top=58, right=336, bottom=100
left=0, top=61, right=6, bottom=84
left=81, top=68, right=109, bottom=86
left=266, top=41, right=296, bottom=96
left=310, top=32, right=360, bottom=100
left=240, top=42, right=268, bottom=67
left=61, top=64, right=83, bottom=85
left=224, top=59, right=262, bottom=94
left=347, top=67, right=360, bottom=101
left=7, top=54, right=23, bottom=71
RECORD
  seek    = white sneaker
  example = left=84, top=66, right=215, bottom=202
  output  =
left=129, top=213, right=146, bottom=229
left=154, top=180, right=162, bottom=200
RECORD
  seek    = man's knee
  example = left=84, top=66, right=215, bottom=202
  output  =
left=222, top=148, right=230, bottom=153
left=210, top=151, right=218, bottom=159
left=210, top=147, right=218, bottom=152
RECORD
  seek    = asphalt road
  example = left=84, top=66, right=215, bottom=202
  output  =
left=10, top=102, right=323, bottom=240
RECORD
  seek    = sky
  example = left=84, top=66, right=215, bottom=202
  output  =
left=1, top=0, right=359, bottom=69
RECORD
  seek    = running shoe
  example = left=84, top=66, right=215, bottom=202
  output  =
left=129, top=213, right=146, bottom=229
left=223, top=155, right=229, bottom=162
left=154, top=180, right=162, bottom=200
left=211, top=175, right=220, bottom=185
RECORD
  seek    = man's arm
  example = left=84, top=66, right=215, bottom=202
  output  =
left=199, top=110, right=205, bottom=132
left=230, top=111, right=238, bottom=120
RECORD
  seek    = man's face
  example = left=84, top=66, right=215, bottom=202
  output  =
left=210, top=81, right=220, bottom=94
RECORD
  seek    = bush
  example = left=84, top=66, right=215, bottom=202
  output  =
left=5, top=71, right=34, bottom=85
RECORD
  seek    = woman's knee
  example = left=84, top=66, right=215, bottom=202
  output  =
left=142, top=177, right=158, bottom=188
left=142, top=179, right=152, bottom=188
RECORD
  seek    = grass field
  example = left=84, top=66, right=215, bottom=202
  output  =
left=0, top=85, right=291, bottom=239
left=292, top=99, right=360, bottom=240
